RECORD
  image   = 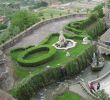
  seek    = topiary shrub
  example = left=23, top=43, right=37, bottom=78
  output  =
left=11, top=45, right=56, bottom=67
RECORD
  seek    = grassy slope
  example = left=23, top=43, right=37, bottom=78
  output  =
left=56, top=91, right=83, bottom=100
left=11, top=35, right=91, bottom=80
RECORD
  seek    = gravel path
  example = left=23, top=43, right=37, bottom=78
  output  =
left=12, top=16, right=86, bottom=48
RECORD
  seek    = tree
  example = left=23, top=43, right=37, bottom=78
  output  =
left=11, top=10, right=40, bottom=31
left=0, top=24, right=7, bottom=30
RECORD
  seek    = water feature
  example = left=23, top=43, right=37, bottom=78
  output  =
left=91, top=46, right=104, bottom=71
left=53, top=31, right=76, bottom=50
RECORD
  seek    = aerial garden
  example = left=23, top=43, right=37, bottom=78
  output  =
left=9, top=4, right=106, bottom=100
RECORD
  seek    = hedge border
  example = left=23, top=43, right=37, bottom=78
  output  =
left=11, top=45, right=95, bottom=100
left=11, top=45, right=56, bottom=67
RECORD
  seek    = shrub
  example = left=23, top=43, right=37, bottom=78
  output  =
left=86, top=19, right=105, bottom=39
left=11, top=10, right=40, bottom=32
left=0, top=24, right=7, bottom=30
left=11, top=45, right=95, bottom=100
left=12, top=45, right=56, bottom=67
left=64, top=4, right=105, bottom=37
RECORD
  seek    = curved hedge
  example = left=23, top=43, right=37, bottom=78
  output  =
left=11, top=45, right=95, bottom=100
left=64, top=4, right=105, bottom=38
left=12, top=45, right=56, bottom=67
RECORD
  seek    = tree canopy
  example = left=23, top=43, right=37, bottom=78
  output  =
left=11, top=10, right=40, bottom=31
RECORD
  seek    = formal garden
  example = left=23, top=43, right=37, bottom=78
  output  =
left=1, top=0, right=110, bottom=100
left=6, top=3, right=108, bottom=100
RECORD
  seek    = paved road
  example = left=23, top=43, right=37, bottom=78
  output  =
left=12, top=16, right=86, bottom=48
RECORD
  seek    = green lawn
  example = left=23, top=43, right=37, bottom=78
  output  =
left=10, top=34, right=91, bottom=80
left=56, top=91, right=83, bottom=100
left=38, top=7, right=68, bottom=19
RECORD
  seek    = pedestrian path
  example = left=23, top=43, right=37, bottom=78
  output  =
left=11, top=17, right=86, bottom=49
left=69, top=83, right=93, bottom=100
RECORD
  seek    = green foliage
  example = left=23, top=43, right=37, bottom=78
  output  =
left=91, top=4, right=104, bottom=18
left=32, top=1, right=48, bottom=9
left=11, top=10, right=40, bottom=31
left=11, top=44, right=94, bottom=100
left=0, top=29, right=11, bottom=44
left=65, top=4, right=105, bottom=39
left=11, top=45, right=56, bottom=67
left=0, top=24, right=7, bottom=30
left=56, top=91, right=82, bottom=100
left=86, top=19, right=105, bottom=39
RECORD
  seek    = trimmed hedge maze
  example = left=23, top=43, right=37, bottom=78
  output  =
left=11, top=45, right=56, bottom=67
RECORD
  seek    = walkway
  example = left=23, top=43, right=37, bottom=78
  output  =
left=69, top=83, right=93, bottom=100
left=11, top=16, right=86, bottom=49
left=100, top=75, right=110, bottom=96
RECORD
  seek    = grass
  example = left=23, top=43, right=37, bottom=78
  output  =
left=10, top=34, right=91, bottom=81
left=24, top=50, right=49, bottom=60
left=38, top=7, right=68, bottom=19
left=56, top=91, right=83, bottom=100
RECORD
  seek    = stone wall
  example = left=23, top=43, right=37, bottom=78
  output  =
left=0, top=13, right=87, bottom=51
left=50, top=83, right=69, bottom=100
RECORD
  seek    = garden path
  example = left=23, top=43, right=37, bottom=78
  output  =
left=69, top=83, right=93, bottom=100
left=11, top=16, right=86, bottom=49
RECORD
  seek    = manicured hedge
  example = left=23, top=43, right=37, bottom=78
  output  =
left=11, top=45, right=95, bottom=100
left=40, top=33, right=84, bottom=45
left=11, top=45, right=56, bottom=67
left=64, top=4, right=105, bottom=38
left=86, top=19, right=106, bottom=38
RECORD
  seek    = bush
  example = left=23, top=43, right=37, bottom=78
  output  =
left=64, top=4, right=105, bottom=37
left=91, top=4, right=104, bottom=18
left=11, top=10, right=40, bottom=32
left=11, top=45, right=95, bottom=100
left=11, top=45, right=56, bottom=67
left=32, top=1, right=48, bottom=9
left=86, top=19, right=105, bottom=38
